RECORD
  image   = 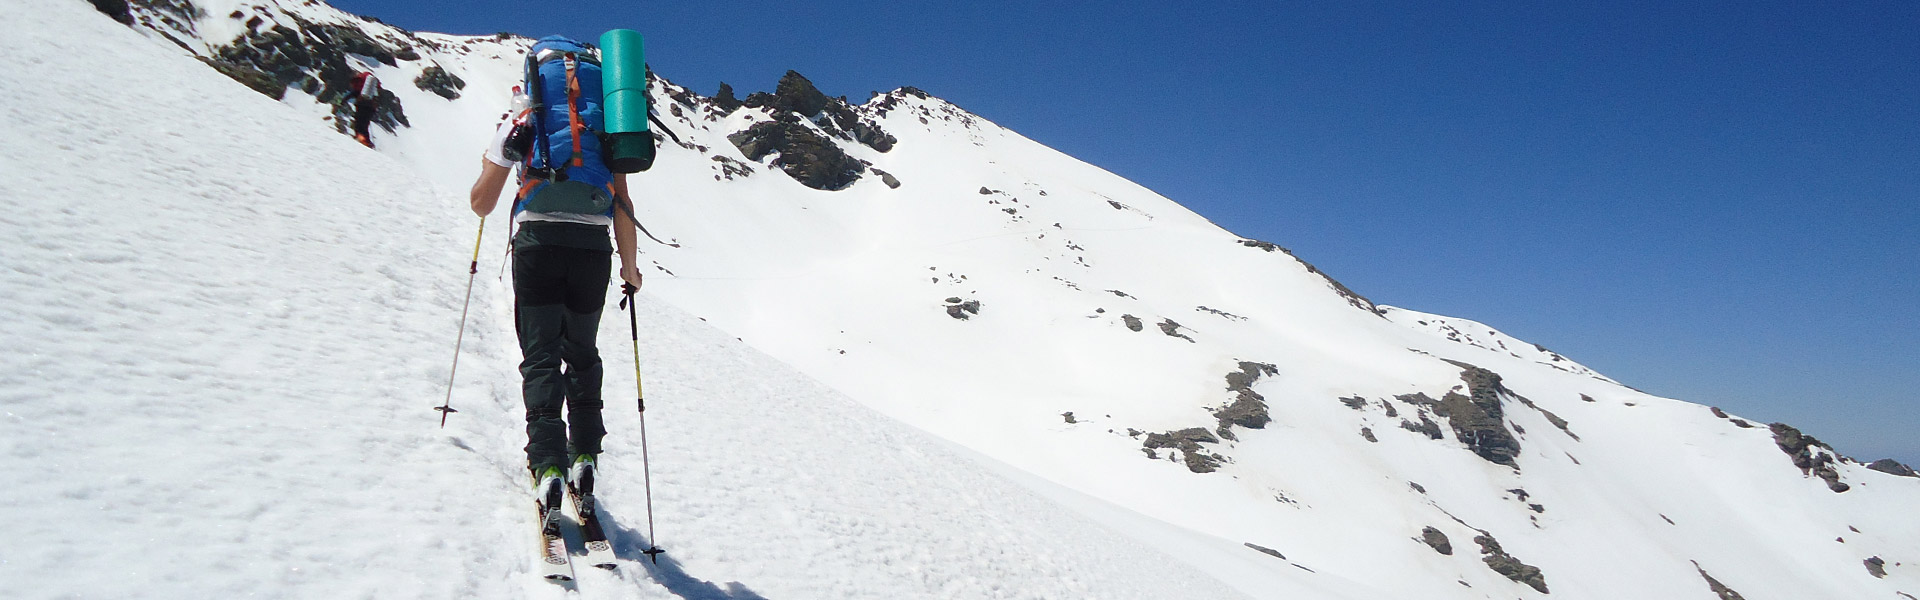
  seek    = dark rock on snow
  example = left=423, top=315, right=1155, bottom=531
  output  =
left=412, top=64, right=465, bottom=100
left=1215, top=362, right=1277, bottom=433
left=712, top=82, right=744, bottom=113
left=942, top=298, right=981, bottom=320
left=1158, top=319, right=1196, bottom=343
left=1142, top=427, right=1224, bottom=473
left=1474, top=532, right=1549, bottom=594
left=1120, top=314, right=1143, bottom=332
left=1866, top=556, right=1888, bottom=578
left=1868, top=458, right=1918, bottom=478
left=1692, top=561, right=1748, bottom=600
left=91, top=0, right=136, bottom=25
left=1420, top=527, right=1453, bottom=555
left=1244, top=543, right=1286, bottom=560
left=729, top=120, right=867, bottom=191
left=1770, top=422, right=1850, bottom=492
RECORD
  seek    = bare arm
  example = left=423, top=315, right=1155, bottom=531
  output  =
left=470, top=158, right=512, bottom=217
left=611, top=173, right=643, bottom=289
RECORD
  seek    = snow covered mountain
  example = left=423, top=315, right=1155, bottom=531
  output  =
left=6, top=0, right=1917, bottom=598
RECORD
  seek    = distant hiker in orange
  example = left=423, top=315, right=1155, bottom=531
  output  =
left=347, top=70, right=379, bottom=148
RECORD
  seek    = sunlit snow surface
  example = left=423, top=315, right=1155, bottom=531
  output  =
left=2, top=1, right=1916, bottom=598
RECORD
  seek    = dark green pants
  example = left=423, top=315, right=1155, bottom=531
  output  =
left=512, top=222, right=612, bottom=475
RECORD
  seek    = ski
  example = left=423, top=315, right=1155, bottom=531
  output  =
left=535, top=477, right=575, bottom=581
left=570, top=486, right=619, bottom=570
left=569, top=460, right=618, bottom=570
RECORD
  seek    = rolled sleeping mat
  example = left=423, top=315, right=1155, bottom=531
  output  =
left=599, top=29, right=653, bottom=173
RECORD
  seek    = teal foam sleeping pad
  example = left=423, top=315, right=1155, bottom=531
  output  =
left=600, top=29, right=652, bottom=173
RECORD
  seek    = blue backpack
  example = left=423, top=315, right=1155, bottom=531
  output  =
left=513, top=36, right=615, bottom=218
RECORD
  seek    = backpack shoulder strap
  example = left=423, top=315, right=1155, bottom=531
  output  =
left=565, top=54, right=585, bottom=168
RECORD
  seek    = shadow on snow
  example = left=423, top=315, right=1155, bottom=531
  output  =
left=597, top=505, right=768, bottom=600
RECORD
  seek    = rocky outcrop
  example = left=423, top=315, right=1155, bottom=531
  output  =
left=1395, top=405, right=1444, bottom=440
left=1420, top=527, right=1453, bottom=555
left=1214, top=361, right=1277, bottom=435
left=1120, top=314, right=1143, bottom=332
left=90, top=0, right=135, bottom=25
left=712, top=83, right=743, bottom=113
left=1158, top=319, right=1195, bottom=343
left=1866, top=556, right=1887, bottom=578
left=743, top=71, right=896, bottom=152
left=1770, top=422, right=1850, bottom=492
left=1244, top=543, right=1286, bottom=560
left=721, top=71, right=909, bottom=190
left=1692, top=562, right=1747, bottom=600
left=1143, top=428, right=1224, bottom=473
left=194, top=8, right=414, bottom=133
left=728, top=120, right=867, bottom=191
left=1416, top=361, right=1524, bottom=469
left=412, top=64, right=464, bottom=100
left=1474, top=532, right=1548, bottom=594
left=942, top=297, right=981, bottom=320
left=1868, top=458, right=1918, bottom=477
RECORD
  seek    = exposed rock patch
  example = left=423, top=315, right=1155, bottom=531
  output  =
left=1692, top=561, right=1747, bottom=600
left=190, top=8, right=414, bottom=133
left=728, top=120, right=867, bottom=190
left=1866, top=556, right=1888, bottom=578
left=1120, top=314, right=1143, bottom=332
left=942, top=297, right=981, bottom=320
left=1397, top=361, right=1524, bottom=469
left=1196, top=305, right=1246, bottom=321
left=1244, top=543, right=1286, bottom=560
left=1213, top=361, right=1278, bottom=435
left=412, top=64, right=464, bottom=100
left=1396, top=406, right=1444, bottom=440
left=1158, top=319, right=1195, bottom=343
left=1770, top=422, right=1850, bottom=492
left=1474, top=532, right=1549, bottom=593
left=710, top=155, right=756, bottom=181
left=1420, top=527, right=1453, bottom=555
left=1360, top=427, right=1377, bottom=442
left=91, top=0, right=136, bottom=25
left=1868, top=458, right=1918, bottom=477
left=1142, top=428, right=1224, bottom=473
left=711, top=82, right=743, bottom=113
left=743, top=71, right=895, bottom=152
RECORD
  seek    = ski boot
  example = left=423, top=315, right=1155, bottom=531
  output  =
left=534, top=466, right=566, bottom=529
left=568, top=453, right=596, bottom=498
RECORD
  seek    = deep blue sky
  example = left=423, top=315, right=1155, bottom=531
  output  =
left=334, top=1, right=1918, bottom=466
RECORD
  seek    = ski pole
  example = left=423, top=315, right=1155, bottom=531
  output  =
left=620, top=283, right=665, bottom=563
left=437, top=217, right=486, bottom=427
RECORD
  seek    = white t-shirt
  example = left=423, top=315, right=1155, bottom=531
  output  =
left=484, top=118, right=614, bottom=227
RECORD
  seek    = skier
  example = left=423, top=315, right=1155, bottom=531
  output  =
left=467, top=44, right=646, bottom=506
left=347, top=70, right=380, bottom=148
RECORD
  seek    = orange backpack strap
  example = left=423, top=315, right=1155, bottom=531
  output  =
left=516, top=179, right=543, bottom=200
left=565, top=55, right=584, bottom=168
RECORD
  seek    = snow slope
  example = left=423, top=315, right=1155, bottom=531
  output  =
left=0, top=2, right=1248, bottom=598
left=7, top=0, right=1920, bottom=598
